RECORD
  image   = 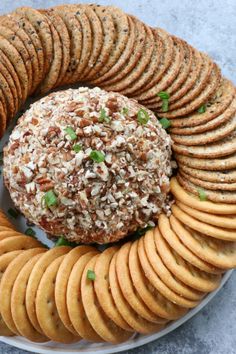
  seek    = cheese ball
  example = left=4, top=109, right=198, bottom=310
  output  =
left=4, top=87, right=172, bottom=244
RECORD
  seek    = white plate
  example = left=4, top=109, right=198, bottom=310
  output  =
left=0, top=116, right=233, bottom=354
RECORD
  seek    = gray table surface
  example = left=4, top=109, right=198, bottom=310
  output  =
left=0, top=0, right=235, bottom=353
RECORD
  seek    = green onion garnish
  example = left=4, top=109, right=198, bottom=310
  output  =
left=198, top=188, right=207, bottom=201
left=55, top=236, right=77, bottom=247
left=157, top=91, right=170, bottom=112
left=198, top=104, right=206, bottom=114
left=121, top=107, right=128, bottom=115
left=73, top=144, right=82, bottom=153
left=99, top=108, right=110, bottom=123
left=25, top=228, right=36, bottom=237
left=90, top=150, right=105, bottom=163
left=44, top=190, right=58, bottom=208
left=157, top=91, right=170, bottom=100
left=7, top=208, right=19, bottom=219
left=137, top=109, right=150, bottom=125
left=159, top=117, right=171, bottom=129
left=87, top=269, right=96, bottom=281
left=65, top=126, right=77, bottom=140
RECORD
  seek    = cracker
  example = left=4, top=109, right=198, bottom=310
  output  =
left=159, top=47, right=202, bottom=106
left=0, top=100, right=6, bottom=137
left=165, top=52, right=213, bottom=111
left=176, top=201, right=236, bottom=229
left=143, top=229, right=204, bottom=300
left=90, top=16, right=135, bottom=84
left=180, top=165, right=236, bottom=184
left=0, top=25, right=32, bottom=95
left=116, top=242, right=163, bottom=322
left=94, top=246, right=133, bottom=331
left=0, top=235, right=43, bottom=256
left=159, top=214, right=222, bottom=274
left=0, top=250, right=23, bottom=336
left=90, top=6, right=129, bottom=83
left=155, top=230, right=221, bottom=292
left=99, top=16, right=146, bottom=86
left=0, top=34, right=28, bottom=103
left=0, top=67, right=16, bottom=120
left=180, top=170, right=236, bottom=191
left=135, top=36, right=183, bottom=102
left=0, top=248, right=45, bottom=334
left=177, top=173, right=236, bottom=204
left=175, top=152, right=236, bottom=171
left=0, top=209, right=15, bottom=229
left=55, top=245, right=95, bottom=336
left=9, top=12, right=44, bottom=90
left=103, top=24, right=155, bottom=92
left=120, top=28, right=163, bottom=96
left=52, top=6, right=82, bottom=85
left=15, top=7, right=53, bottom=77
left=172, top=203, right=236, bottom=241
left=137, top=237, right=201, bottom=308
left=109, top=252, right=167, bottom=332
left=170, top=79, right=235, bottom=129
left=129, top=240, right=187, bottom=320
left=171, top=95, right=236, bottom=141
left=159, top=63, right=221, bottom=117
left=25, top=246, right=72, bottom=335
left=79, top=4, right=103, bottom=80
left=11, top=253, right=49, bottom=342
left=36, top=11, right=62, bottom=94
left=170, top=216, right=236, bottom=269
left=36, top=255, right=78, bottom=343
left=0, top=49, right=19, bottom=117
left=173, top=130, right=236, bottom=158
left=67, top=251, right=103, bottom=342
left=41, top=9, right=70, bottom=88
left=0, top=230, right=23, bottom=241
left=83, top=5, right=116, bottom=81
left=58, top=5, right=92, bottom=82
left=81, top=254, right=132, bottom=343
left=170, top=177, right=236, bottom=214
left=132, top=28, right=174, bottom=99
left=0, top=14, right=40, bottom=94
left=142, top=37, right=193, bottom=105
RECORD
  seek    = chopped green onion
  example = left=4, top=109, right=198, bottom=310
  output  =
left=198, top=188, right=207, bottom=201
left=137, top=109, right=150, bottom=125
left=7, top=208, right=19, bottom=219
left=157, top=91, right=170, bottom=100
left=198, top=104, right=206, bottom=114
left=87, top=269, right=96, bottom=281
left=131, top=225, right=154, bottom=241
left=121, top=107, right=129, bottom=115
left=159, top=117, right=171, bottom=129
left=99, top=108, right=110, bottom=123
left=55, top=236, right=77, bottom=247
left=157, top=91, right=170, bottom=112
left=73, top=144, right=82, bottom=153
left=25, top=227, right=36, bottom=237
left=90, top=150, right=105, bottom=163
left=161, top=99, right=169, bottom=112
left=64, top=126, right=77, bottom=140
left=44, top=190, right=58, bottom=208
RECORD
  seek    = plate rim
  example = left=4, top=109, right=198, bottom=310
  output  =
left=0, top=270, right=233, bottom=354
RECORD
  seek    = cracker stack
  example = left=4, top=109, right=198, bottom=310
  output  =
left=0, top=204, right=235, bottom=344
left=0, top=4, right=229, bottom=131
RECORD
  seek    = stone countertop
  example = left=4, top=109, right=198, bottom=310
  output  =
left=0, top=0, right=235, bottom=353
